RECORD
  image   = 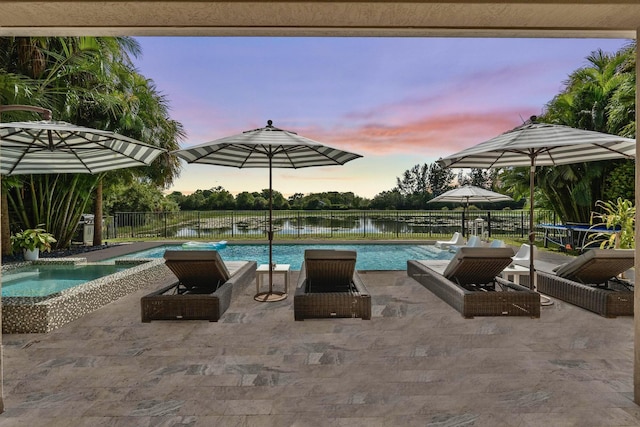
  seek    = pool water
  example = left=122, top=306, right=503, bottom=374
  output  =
left=2, top=264, right=130, bottom=297
left=122, top=243, right=452, bottom=270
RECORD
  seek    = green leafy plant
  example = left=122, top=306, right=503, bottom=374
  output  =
left=10, top=228, right=57, bottom=252
left=591, top=198, right=635, bottom=249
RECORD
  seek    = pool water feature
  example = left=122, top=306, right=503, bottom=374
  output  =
left=121, top=243, right=452, bottom=270
left=2, top=263, right=131, bottom=297
left=2, top=257, right=168, bottom=333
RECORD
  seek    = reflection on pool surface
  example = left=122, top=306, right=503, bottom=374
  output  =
left=2, top=263, right=130, bottom=297
left=122, top=243, right=452, bottom=270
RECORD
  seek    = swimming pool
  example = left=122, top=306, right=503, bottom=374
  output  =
left=121, top=243, right=452, bottom=270
left=2, top=263, right=130, bottom=297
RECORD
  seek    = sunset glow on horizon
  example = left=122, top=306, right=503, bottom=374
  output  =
left=133, top=37, right=631, bottom=198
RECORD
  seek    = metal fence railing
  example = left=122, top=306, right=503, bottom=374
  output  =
left=110, top=209, right=557, bottom=241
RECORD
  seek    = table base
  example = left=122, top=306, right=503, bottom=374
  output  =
left=254, top=291, right=287, bottom=302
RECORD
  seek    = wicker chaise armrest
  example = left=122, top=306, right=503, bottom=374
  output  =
left=351, top=270, right=370, bottom=296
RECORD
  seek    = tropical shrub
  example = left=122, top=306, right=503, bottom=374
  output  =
left=591, top=198, right=635, bottom=249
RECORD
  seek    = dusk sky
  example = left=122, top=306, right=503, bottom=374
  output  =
left=133, top=37, right=631, bottom=199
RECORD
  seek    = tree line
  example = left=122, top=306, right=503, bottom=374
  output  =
left=1, top=37, right=635, bottom=250
left=105, top=165, right=520, bottom=212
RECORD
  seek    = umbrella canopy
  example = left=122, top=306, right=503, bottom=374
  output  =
left=429, top=185, right=512, bottom=237
left=429, top=185, right=512, bottom=205
left=438, top=119, right=635, bottom=169
left=438, top=117, right=636, bottom=289
left=427, top=185, right=513, bottom=239
left=173, top=120, right=362, bottom=302
left=174, top=120, right=361, bottom=169
left=0, top=120, right=165, bottom=175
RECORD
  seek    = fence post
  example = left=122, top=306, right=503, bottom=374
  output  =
left=396, top=211, right=399, bottom=238
left=461, top=210, right=466, bottom=237
left=164, top=212, right=167, bottom=238
left=487, top=211, right=492, bottom=238
left=362, top=211, right=366, bottom=238
left=330, top=212, right=333, bottom=238
left=521, top=211, right=524, bottom=238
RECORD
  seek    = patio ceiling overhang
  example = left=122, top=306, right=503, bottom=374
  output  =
left=0, top=1, right=639, bottom=38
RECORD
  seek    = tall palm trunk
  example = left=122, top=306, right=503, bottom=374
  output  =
left=1, top=182, right=11, bottom=256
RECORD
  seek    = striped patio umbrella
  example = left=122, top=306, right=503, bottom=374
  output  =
left=428, top=185, right=512, bottom=236
left=0, top=120, right=165, bottom=175
left=173, top=120, right=362, bottom=302
left=438, top=116, right=635, bottom=289
left=429, top=185, right=512, bottom=205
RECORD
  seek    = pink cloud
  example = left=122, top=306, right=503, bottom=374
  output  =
left=305, top=110, right=535, bottom=158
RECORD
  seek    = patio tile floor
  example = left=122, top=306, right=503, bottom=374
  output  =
left=0, top=243, right=636, bottom=426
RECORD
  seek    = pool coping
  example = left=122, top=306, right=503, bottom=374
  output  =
left=2, top=257, right=168, bottom=333
left=114, top=241, right=447, bottom=271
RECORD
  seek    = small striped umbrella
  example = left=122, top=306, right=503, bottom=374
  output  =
left=428, top=185, right=512, bottom=236
left=173, top=120, right=362, bottom=302
left=0, top=120, right=165, bottom=175
left=438, top=117, right=635, bottom=289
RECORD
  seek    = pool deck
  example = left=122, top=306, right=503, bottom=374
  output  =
left=0, top=242, right=638, bottom=426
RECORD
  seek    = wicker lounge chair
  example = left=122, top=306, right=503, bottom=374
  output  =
left=537, top=249, right=634, bottom=317
left=294, top=249, right=371, bottom=320
left=141, top=250, right=256, bottom=322
left=407, top=247, right=540, bottom=318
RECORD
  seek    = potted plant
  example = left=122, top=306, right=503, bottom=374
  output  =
left=11, top=228, right=57, bottom=261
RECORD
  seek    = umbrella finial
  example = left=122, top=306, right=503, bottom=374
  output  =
left=267, top=120, right=273, bottom=127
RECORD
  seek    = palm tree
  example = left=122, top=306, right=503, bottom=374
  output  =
left=503, top=43, right=637, bottom=224
left=0, top=36, right=184, bottom=248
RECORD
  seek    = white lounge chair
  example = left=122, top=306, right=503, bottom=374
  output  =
left=435, top=232, right=464, bottom=249
left=449, top=235, right=483, bottom=252
left=489, top=239, right=505, bottom=248
left=512, top=243, right=536, bottom=266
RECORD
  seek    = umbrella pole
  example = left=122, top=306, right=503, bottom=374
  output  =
left=529, top=159, right=536, bottom=290
left=254, top=154, right=287, bottom=302
left=529, top=157, right=553, bottom=306
left=269, top=155, right=273, bottom=292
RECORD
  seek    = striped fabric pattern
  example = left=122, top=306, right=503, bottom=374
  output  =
left=439, top=122, right=635, bottom=168
left=429, top=185, right=512, bottom=204
left=173, top=122, right=362, bottom=168
left=0, top=121, right=165, bottom=175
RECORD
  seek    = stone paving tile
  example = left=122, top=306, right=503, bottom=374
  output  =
left=0, top=258, right=638, bottom=426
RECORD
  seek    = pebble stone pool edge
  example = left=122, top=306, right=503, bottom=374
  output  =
left=1, top=257, right=167, bottom=334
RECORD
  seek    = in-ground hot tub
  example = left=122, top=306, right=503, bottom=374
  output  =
left=2, top=257, right=168, bottom=333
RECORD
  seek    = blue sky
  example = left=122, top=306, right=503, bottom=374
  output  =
left=133, top=37, right=631, bottom=198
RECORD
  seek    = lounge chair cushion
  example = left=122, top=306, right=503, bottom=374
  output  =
left=553, top=249, right=634, bottom=285
left=303, top=249, right=357, bottom=292
left=443, top=247, right=515, bottom=285
left=163, top=250, right=231, bottom=292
